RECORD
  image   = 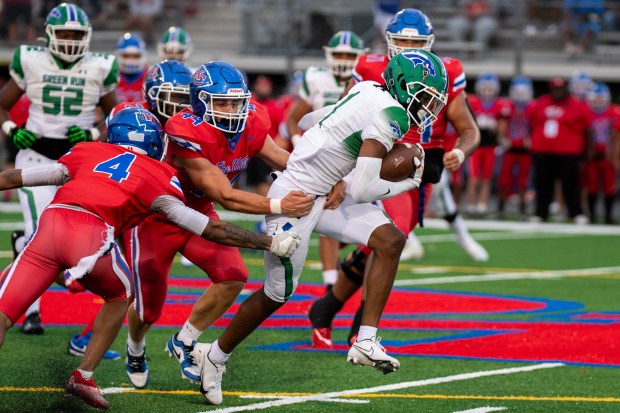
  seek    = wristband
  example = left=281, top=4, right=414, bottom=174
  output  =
left=2, top=120, right=17, bottom=136
left=89, top=127, right=101, bottom=141
left=452, top=148, right=465, bottom=165
left=269, top=198, right=282, bottom=214
left=291, top=134, right=301, bottom=147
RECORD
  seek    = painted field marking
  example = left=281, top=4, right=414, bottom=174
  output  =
left=394, top=266, right=620, bottom=286
left=201, top=363, right=564, bottom=413
left=453, top=408, right=507, bottom=413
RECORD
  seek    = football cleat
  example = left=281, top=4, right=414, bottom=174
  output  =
left=69, top=332, right=121, bottom=360
left=198, top=343, right=226, bottom=405
left=20, top=311, right=44, bottom=335
left=126, top=345, right=149, bottom=388
left=456, top=235, right=489, bottom=262
left=10, top=230, right=24, bottom=260
left=400, top=233, right=425, bottom=261
left=66, top=370, right=109, bottom=410
left=347, top=337, right=400, bottom=374
left=311, top=327, right=333, bottom=349
left=165, top=333, right=201, bottom=383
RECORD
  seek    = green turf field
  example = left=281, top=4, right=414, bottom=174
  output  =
left=0, top=208, right=619, bottom=413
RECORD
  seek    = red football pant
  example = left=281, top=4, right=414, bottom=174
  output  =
left=468, top=146, right=496, bottom=180
left=498, top=152, right=532, bottom=194
left=585, top=159, right=616, bottom=195
left=0, top=208, right=131, bottom=323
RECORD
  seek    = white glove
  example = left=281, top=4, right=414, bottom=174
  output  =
left=269, top=231, right=301, bottom=257
left=411, top=143, right=425, bottom=188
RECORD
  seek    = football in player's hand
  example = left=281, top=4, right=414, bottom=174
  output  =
left=380, top=143, right=423, bottom=182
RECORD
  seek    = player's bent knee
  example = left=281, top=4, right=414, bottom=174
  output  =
left=368, top=224, right=406, bottom=255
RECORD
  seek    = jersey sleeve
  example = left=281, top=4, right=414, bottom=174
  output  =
left=9, top=46, right=26, bottom=90
left=102, top=56, right=120, bottom=94
left=442, top=57, right=466, bottom=100
left=249, top=100, right=272, bottom=144
left=362, top=105, right=410, bottom=150
left=166, top=111, right=206, bottom=159
left=352, top=54, right=389, bottom=85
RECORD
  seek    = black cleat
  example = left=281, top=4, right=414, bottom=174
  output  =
left=21, top=311, right=44, bottom=335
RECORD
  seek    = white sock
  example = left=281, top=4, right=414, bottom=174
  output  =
left=322, top=269, right=338, bottom=285
left=357, top=326, right=377, bottom=342
left=450, top=215, right=471, bottom=243
left=25, top=298, right=40, bottom=317
left=177, top=320, right=202, bottom=345
left=208, top=340, right=230, bottom=365
left=127, top=336, right=146, bottom=355
left=78, top=369, right=93, bottom=380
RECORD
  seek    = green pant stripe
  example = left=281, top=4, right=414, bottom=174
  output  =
left=280, top=257, right=293, bottom=300
left=19, top=188, right=38, bottom=231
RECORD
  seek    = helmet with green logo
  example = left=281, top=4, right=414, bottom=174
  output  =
left=323, top=31, right=367, bottom=79
left=45, top=3, right=92, bottom=62
left=382, top=50, right=448, bottom=132
left=158, top=26, right=193, bottom=62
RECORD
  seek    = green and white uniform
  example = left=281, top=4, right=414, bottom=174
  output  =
left=10, top=45, right=118, bottom=237
left=264, top=81, right=413, bottom=302
left=298, top=66, right=346, bottom=111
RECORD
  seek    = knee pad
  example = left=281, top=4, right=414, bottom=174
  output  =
left=339, top=249, right=367, bottom=287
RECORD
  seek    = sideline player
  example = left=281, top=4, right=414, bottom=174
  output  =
left=115, top=32, right=148, bottom=104
left=0, top=106, right=301, bottom=410
left=308, top=8, right=482, bottom=349
left=198, top=50, right=449, bottom=406
left=158, top=26, right=193, bottom=63
left=0, top=3, right=118, bottom=334
left=121, top=61, right=317, bottom=389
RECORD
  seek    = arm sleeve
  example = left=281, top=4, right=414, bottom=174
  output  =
left=150, top=195, right=210, bottom=235
left=349, top=156, right=418, bottom=203
left=21, top=163, right=70, bottom=187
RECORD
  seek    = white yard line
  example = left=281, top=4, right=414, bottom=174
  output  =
left=453, top=408, right=507, bottom=413
left=201, top=363, right=563, bottom=413
left=396, top=266, right=620, bottom=286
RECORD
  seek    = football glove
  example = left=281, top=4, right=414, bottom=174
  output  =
left=269, top=230, right=301, bottom=257
left=66, top=125, right=96, bottom=146
left=7, top=125, right=37, bottom=150
left=411, top=143, right=425, bottom=188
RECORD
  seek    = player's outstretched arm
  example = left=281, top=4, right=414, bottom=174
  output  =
left=0, top=164, right=69, bottom=190
left=0, top=169, right=24, bottom=190
left=176, top=156, right=314, bottom=217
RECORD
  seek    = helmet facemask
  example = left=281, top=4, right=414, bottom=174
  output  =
left=324, top=50, right=362, bottom=79
left=46, top=25, right=91, bottom=62
left=158, top=41, right=193, bottom=62
left=198, top=90, right=251, bottom=134
left=405, top=81, right=447, bottom=132
left=148, top=83, right=191, bottom=119
left=386, top=31, right=435, bottom=58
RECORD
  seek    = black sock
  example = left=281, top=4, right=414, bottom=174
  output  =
left=348, top=301, right=365, bottom=344
left=588, top=194, right=598, bottom=223
left=604, top=195, right=615, bottom=223
left=308, top=290, right=344, bottom=328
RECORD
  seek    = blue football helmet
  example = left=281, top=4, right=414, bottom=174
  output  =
left=586, top=82, right=611, bottom=113
left=107, top=107, right=166, bottom=160
left=569, top=71, right=593, bottom=100
left=385, top=8, right=435, bottom=58
left=115, top=33, right=146, bottom=75
left=189, top=61, right=251, bottom=134
left=509, top=75, right=533, bottom=104
left=145, top=60, right=192, bottom=119
left=475, top=72, right=500, bottom=100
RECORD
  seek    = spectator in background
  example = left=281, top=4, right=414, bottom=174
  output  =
left=124, top=0, right=163, bottom=45
left=3, top=0, right=37, bottom=45
left=561, top=0, right=604, bottom=56
left=448, top=0, right=498, bottom=51
left=526, top=77, right=592, bottom=224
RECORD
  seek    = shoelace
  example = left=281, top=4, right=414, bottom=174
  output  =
left=374, top=337, right=387, bottom=352
left=127, top=352, right=147, bottom=372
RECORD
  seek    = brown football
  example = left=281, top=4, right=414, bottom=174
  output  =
left=380, top=143, right=422, bottom=182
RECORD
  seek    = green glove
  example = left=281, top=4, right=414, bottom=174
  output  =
left=66, top=125, right=93, bottom=146
left=9, top=127, right=37, bottom=150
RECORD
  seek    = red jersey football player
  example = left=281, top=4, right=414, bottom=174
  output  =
left=0, top=106, right=301, bottom=410
left=308, top=8, right=481, bottom=349
left=584, top=82, right=618, bottom=223
left=121, top=61, right=318, bottom=388
left=115, top=33, right=149, bottom=104
left=496, top=75, right=534, bottom=219
left=466, top=72, right=507, bottom=216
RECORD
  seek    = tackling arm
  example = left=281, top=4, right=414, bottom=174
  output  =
left=257, top=135, right=290, bottom=171
left=285, top=98, right=313, bottom=147
left=175, top=155, right=314, bottom=217
left=0, top=163, right=69, bottom=191
left=443, top=93, right=481, bottom=172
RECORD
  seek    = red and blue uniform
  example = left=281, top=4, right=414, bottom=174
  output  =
left=0, top=143, right=184, bottom=323
left=123, top=102, right=271, bottom=324
left=498, top=100, right=532, bottom=194
left=467, top=95, right=506, bottom=180
left=117, top=68, right=148, bottom=103
left=585, top=106, right=618, bottom=196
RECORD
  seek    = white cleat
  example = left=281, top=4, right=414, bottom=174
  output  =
left=400, top=233, right=424, bottom=261
left=347, top=337, right=400, bottom=375
left=457, top=235, right=489, bottom=262
left=199, top=343, right=226, bottom=405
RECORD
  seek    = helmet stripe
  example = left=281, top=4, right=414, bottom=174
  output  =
left=170, top=29, right=178, bottom=42
left=68, top=4, right=76, bottom=21
left=342, top=31, right=349, bottom=45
